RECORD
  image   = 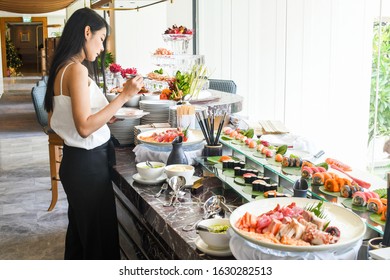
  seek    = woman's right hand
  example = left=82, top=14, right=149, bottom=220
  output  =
left=120, top=75, right=144, bottom=101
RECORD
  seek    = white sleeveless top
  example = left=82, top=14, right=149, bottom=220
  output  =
left=50, top=63, right=110, bottom=150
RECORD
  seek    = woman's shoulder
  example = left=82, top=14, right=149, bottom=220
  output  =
left=66, top=62, right=88, bottom=76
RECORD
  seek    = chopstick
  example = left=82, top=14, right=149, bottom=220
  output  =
left=196, top=112, right=211, bottom=145
left=210, top=107, right=215, bottom=145
left=382, top=172, right=390, bottom=246
left=214, top=112, right=226, bottom=145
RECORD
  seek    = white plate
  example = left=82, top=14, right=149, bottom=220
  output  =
left=369, top=247, right=390, bottom=260
left=115, top=108, right=149, bottom=119
left=137, top=128, right=204, bottom=146
left=230, top=197, right=366, bottom=252
left=195, top=237, right=232, bottom=257
left=132, top=173, right=167, bottom=185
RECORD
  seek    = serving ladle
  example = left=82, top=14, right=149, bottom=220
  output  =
left=145, top=160, right=154, bottom=168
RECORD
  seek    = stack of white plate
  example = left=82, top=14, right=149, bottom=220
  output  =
left=168, top=105, right=207, bottom=129
left=139, top=100, right=175, bottom=124
left=108, top=118, right=140, bottom=145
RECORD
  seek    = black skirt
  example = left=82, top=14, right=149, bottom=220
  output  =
left=59, top=140, right=120, bottom=260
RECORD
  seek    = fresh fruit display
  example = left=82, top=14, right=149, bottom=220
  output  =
left=164, top=24, right=193, bottom=35
left=138, top=128, right=188, bottom=143
left=235, top=201, right=340, bottom=246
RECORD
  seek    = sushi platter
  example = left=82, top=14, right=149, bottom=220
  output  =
left=230, top=197, right=366, bottom=252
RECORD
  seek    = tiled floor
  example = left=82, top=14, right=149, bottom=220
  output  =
left=0, top=76, right=67, bottom=260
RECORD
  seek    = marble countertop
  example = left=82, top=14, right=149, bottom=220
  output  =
left=112, top=146, right=243, bottom=259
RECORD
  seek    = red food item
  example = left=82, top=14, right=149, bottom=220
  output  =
left=325, top=158, right=352, bottom=172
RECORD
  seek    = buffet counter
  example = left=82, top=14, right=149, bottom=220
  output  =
left=112, top=144, right=382, bottom=260
left=112, top=146, right=241, bottom=260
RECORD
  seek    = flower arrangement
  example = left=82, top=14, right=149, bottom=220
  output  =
left=109, top=63, right=137, bottom=78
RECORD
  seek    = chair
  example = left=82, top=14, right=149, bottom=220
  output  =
left=31, top=83, right=63, bottom=211
left=208, top=79, right=237, bottom=94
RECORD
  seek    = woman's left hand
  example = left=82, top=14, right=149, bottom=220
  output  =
left=108, top=116, right=123, bottom=124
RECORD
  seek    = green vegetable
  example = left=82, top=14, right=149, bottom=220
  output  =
left=276, top=145, right=288, bottom=155
left=221, top=135, right=233, bottom=141
left=209, top=224, right=230, bottom=233
left=154, top=68, right=164, bottom=74
left=244, top=128, right=254, bottom=139
left=304, top=200, right=330, bottom=230
left=316, top=162, right=329, bottom=170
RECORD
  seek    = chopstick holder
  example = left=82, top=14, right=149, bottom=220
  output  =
left=177, top=105, right=196, bottom=129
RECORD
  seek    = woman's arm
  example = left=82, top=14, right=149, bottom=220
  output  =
left=68, top=63, right=142, bottom=138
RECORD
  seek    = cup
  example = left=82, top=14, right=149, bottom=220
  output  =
left=203, top=143, right=223, bottom=157
left=293, top=178, right=308, bottom=197
left=368, top=237, right=387, bottom=259
left=368, top=237, right=385, bottom=251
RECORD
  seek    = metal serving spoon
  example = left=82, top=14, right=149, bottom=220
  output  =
left=146, top=160, right=154, bottom=168
left=155, top=183, right=168, bottom=198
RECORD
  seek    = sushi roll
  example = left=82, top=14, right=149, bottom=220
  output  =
left=316, top=166, right=327, bottom=173
left=289, top=158, right=296, bottom=167
left=324, top=179, right=340, bottom=192
left=352, top=191, right=368, bottom=207
left=234, top=166, right=242, bottom=177
left=301, top=166, right=313, bottom=179
left=252, top=179, right=265, bottom=192
left=251, top=169, right=259, bottom=176
left=282, top=156, right=290, bottom=167
left=340, top=185, right=352, bottom=198
left=270, top=183, right=278, bottom=191
left=262, top=176, right=271, bottom=184
left=243, top=173, right=256, bottom=184
left=312, top=172, right=325, bottom=186
left=227, top=160, right=235, bottom=169
left=239, top=161, right=246, bottom=168
left=381, top=206, right=387, bottom=221
left=367, top=198, right=384, bottom=214
left=295, top=158, right=302, bottom=167
left=222, top=160, right=230, bottom=169
left=263, top=184, right=271, bottom=193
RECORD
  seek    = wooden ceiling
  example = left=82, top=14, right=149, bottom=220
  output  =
left=0, top=0, right=76, bottom=14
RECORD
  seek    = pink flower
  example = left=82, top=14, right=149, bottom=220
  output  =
left=121, top=67, right=138, bottom=78
left=109, top=63, right=122, bottom=73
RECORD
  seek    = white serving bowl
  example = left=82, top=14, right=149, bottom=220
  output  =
left=141, top=93, right=161, bottom=101
left=136, top=161, right=166, bottom=180
left=197, top=218, right=231, bottom=249
left=164, top=164, right=195, bottom=185
left=106, top=93, right=118, bottom=102
left=125, top=94, right=141, bottom=107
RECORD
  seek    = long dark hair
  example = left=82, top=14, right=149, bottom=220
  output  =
left=44, top=7, right=109, bottom=112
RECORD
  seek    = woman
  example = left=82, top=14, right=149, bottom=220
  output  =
left=44, top=7, right=143, bottom=259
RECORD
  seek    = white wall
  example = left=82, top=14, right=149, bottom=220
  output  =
left=198, top=0, right=380, bottom=169
left=113, top=0, right=192, bottom=74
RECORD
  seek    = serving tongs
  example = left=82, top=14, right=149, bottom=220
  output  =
left=182, top=195, right=226, bottom=231
left=382, top=172, right=390, bottom=247
left=163, top=176, right=186, bottom=207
